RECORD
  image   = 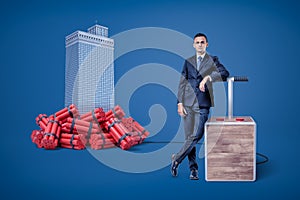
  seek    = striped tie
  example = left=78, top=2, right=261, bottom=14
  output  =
left=197, top=56, right=202, bottom=71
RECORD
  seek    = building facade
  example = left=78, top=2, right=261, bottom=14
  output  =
left=65, top=24, right=114, bottom=113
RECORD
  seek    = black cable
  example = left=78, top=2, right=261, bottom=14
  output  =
left=256, top=152, right=269, bottom=165
left=143, top=141, right=269, bottom=165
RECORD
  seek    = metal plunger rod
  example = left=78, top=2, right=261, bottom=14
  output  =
left=227, top=77, right=234, bottom=119
left=227, top=76, right=248, bottom=119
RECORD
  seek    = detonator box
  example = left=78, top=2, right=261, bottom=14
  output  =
left=205, top=116, right=256, bottom=181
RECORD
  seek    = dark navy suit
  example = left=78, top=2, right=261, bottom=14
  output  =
left=175, top=53, right=229, bottom=171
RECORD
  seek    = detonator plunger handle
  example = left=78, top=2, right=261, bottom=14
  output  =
left=227, top=76, right=248, bottom=119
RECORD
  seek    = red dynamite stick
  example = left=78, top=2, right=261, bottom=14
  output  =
left=132, top=120, right=150, bottom=139
left=56, top=124, right=61, bottom=143
left=80, top=107, right=102, bottom=119
left=116, top=120, right=132, bottom=135
left=61, top=127, right=71, bottom=134
left=116, top=121, right=141, bottom=146
left=129, top=126, right=146, bottom=143
left=128, top=131, right=144, bottom=143
left=89, top=136, right=112, bottom=145
left=54, top=104, right=77, bottom=117
left=89, top=135, right=116, bottom=144
left=114, top=105, right=125, bottom=115
left=41, top=116, right=54, bottom=149
left=94, top=112, right=105, bottom=124
left=89, top=137, right=115, bottom=144
left=91, top=143, right=116, bottom=150
left=114, top=119, right=135, bottom=146
left=54, top=105, right=70, bottom=117
left=62, top=123, right=89, bottom=135
left=35, top=114, right=49, bottom=130
left=80, top=112, right=92, bottom=120
left=31, top=130, right=44, bottom=141
left=90, top=140, right=116, bottom=146
left=105, top=111, right=123, bottom=121
left=90, top=142, right=116, bottom=148
left=62, top=129, right=90, bottom=141
left=61, top=125, right=80, bottom=134
left=94, top=111, right=106, bottom=124
left=130, top=134, right=144, bottom=144
left=89, top=138, right=113, bottom=146
left=60, top=144, right=85, bottom=150
left=31, top=130, right=45, bottom=148
left=100, top=133, right=112, bottom=138
left=60, top=133, right=81, bottom=140
left=60, top=132, right=84, bottom=147
left=66, top=118, right=100, bottom=130
left=80, top=107, right=106, bottom=123
left=89, top=136, right=116, bottom=145
left=83, top=108, right=104, bottom=120
left=102, top=120, right=124, bottom=146
left=50, top=118, right=61, bottom=147
left=128, top=131, right=143, bottom=137
left=105, top=118, right=132, bottom=150
left=59, top=138, right=83, bottom=146
left=63, top=118, right=102, bottom=134
left=78, top=133, right=88, bottom=145
left=32, top=137, right=43, bottom=148
left=107, top=118, right=125, bottom=136
left=121, top=117, right=134, bottom=132
left=89, top=133, right=112, bottom=140
left=41, top=116, right=62, bottom=149
left=56, top=109, right=79, bottom=123
left=36, top=141, right=43, bottom=148
left=65, top=139, right=85, bottom=148
left=105, top=105, right=125, bottom=120
left=49, top=118, right=61, bottom=148
left=55, top=104, right=79, bottom=122
left=90, top=143, right=116, bottom=150
left=63, top=123, right=101, bottom=135
left=91, top=143, right=116, bottom=148
left=60, top=134, right=86, bottom=147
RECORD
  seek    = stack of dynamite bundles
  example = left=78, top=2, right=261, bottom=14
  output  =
left=31, top=104, right=149, bottom=150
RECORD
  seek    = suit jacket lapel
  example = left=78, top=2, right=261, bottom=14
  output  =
left=198, top=53, right=209, bottom=72
left=190, top=55, right=197, bottom=69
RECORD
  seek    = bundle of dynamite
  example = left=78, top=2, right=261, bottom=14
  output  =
left=100, top=106, right=150, bottom=150
left=33, top=104, right=80, bottom=150
left=31, top=104, right=150, bottom=150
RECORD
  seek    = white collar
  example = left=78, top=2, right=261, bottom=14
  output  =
left=197, top=52, right=206, bottom=59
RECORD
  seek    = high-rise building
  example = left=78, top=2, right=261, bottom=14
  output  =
left=65, top=24, right=114, bottom=113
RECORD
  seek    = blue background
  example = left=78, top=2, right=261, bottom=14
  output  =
left=1, top=0, right=300, bottom=199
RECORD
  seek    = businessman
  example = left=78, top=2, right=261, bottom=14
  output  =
left=171, top=33, right=229, bottom=180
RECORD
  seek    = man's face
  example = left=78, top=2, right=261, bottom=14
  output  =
left=193, top=36, right=208, bottom=55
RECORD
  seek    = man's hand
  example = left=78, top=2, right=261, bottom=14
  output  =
left=177, top=103, right=187, bottom=117
left=199, top=76, right=211, bottom=92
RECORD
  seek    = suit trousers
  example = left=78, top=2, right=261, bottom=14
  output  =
left=174, top=102, right=209, bottom=171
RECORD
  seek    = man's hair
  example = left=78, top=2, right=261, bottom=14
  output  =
left=193, top=33, right=208, bottom=42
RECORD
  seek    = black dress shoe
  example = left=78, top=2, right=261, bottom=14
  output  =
left=171, top=154, right=179, bottom=177
left=190, top=169, right=199, bottom=180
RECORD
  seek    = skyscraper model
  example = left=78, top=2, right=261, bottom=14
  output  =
left=65, top=24, right=114, bottom=113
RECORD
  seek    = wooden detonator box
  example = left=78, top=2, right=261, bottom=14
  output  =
left=205, top=77, right=256, bottom=181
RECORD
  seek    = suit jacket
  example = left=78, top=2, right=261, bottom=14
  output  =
left=177, top=53, right=229, bottom=107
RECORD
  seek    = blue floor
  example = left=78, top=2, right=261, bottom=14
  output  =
left=1, top=127, right=299, bottom=199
